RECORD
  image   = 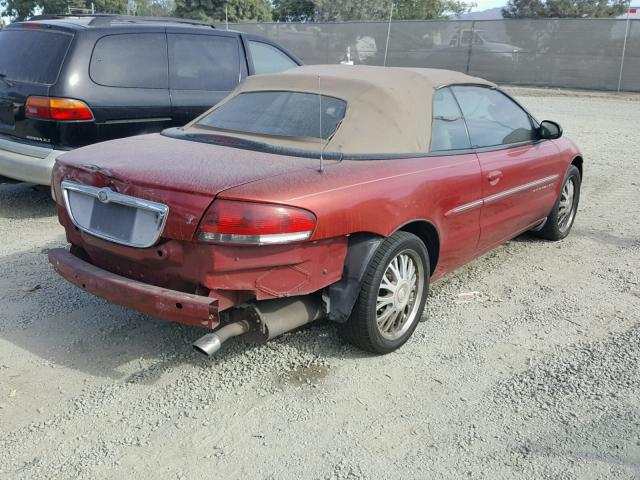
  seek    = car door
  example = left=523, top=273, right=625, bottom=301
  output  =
left=167, top=30, right=246, bottom=126
left=429, top=87, right=483, bottom=273
left=84, top=31, right=173, bottom=142
left=451, top=85, right=563, bottom=251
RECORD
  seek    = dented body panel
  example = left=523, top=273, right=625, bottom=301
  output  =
left=49, top=134, right=580, bottom=330
left=49, top=248, right=220, bottom=328
left=48, top=62, right=583, bottom=336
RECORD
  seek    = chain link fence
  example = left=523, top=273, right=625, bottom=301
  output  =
left=228, top=19, right=640, bottom=92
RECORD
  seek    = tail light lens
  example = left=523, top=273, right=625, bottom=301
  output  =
left=25, top=96, right=94, bottom=121
left=198, top=200, right=316, bottom=245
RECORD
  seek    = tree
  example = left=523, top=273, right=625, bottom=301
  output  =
left=502, top=0, right=627, bottom=18
left=0, top=0, right=128, bottom=19
left=272, top=0, right=315, bottom=21
left=135, top=0, right=175, bottom=16
left=174, top=0, right=271, bottom=22
left=314, top=0, right=470, bottom=21
left=393, top=0, right=469, bottom=19
left=1, top=0, right=43, bottom=19
left=313, top=0, right=469, bottom=21
left=313, top=0, right=388, bottom=21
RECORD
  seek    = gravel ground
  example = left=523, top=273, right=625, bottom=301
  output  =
left=1, top=90, right=639, bottom=480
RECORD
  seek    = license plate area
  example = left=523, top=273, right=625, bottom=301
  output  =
left=90, top=199, right=138, bottom=242
left=62, top=181, right=169, bottom=248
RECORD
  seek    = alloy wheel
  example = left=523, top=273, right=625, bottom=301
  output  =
left=558, top=176, right=577, bottom=233
left=375, top=250, right=425, bottom=341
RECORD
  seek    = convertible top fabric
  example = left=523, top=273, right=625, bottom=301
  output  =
left=185, top=65, right=495, bottom=155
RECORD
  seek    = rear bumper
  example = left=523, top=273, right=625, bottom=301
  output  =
left=48, top=248, right=220, bottom=329
left=0, top=137, right=65, bottom=185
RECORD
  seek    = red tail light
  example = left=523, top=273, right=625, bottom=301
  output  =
left=198, top=200, right=316, bottom=245
left=25, top=96, right=94, bottom=121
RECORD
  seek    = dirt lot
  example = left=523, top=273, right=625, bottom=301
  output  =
left=1, top=90, right=639, bottom=480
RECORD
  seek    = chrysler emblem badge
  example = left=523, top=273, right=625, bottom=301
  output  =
left=97, top=190, right=109, bottom=203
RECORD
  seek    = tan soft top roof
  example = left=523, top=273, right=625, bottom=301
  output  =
left=186, top=65, right=495, bottom=155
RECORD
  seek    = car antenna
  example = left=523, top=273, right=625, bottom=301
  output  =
left=318, top=74, right=325, bottom=174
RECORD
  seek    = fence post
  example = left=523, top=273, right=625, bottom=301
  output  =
left=618, top=9, right=632, bottom=92
left=465, top=21, right=475, bottom=74
left=383, top=3, right=394, bottom=67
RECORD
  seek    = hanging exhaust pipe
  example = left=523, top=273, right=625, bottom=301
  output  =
left=192, top=320, right=250, bottom=356
left=249, top=296, right=325, bottom=341
left=192, top=296, right=324, bottom=356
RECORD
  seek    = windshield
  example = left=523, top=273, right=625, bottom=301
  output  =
left=196, top=91, right=347, bottom=140
left=0, top=29, right=72, bottom=85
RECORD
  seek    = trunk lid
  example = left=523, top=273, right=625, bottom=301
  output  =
left=54, top=133, right=325, bottom=241
left=0, top=27, right=73, bottom=146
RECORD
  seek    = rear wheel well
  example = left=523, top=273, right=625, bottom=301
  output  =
left=398, top=221, right=440, bottom=276
left=571, top=156, right=583, bottom=178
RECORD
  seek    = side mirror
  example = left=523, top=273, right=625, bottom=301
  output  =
left=539, top=120, right=563, bottom=140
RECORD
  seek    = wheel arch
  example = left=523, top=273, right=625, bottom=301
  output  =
left=395, top=220, right=440, bottom=277
left=571, top=155, right=583, bottom=179
left=326, top=221, right=440, bottom=323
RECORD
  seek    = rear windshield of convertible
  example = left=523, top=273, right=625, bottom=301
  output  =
left=196, top=91, right=347, bottom=140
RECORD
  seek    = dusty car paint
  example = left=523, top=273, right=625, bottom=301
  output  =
left=49, top=134, right=579, bottom=331
left=47, top=66, right=583, bottom=341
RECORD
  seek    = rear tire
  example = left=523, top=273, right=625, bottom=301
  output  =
left=534, top=165, right=581, bottom=241
left=338, top=231, right=429, bottom=354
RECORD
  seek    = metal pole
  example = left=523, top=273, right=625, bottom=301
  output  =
left=318, top=75, right=324, bottom=173
left=225, top=6, right=229, bottom=30
left=465, top=21, right=475, bottom=74
left=383, top=3, right=394, bottom=67
left=618, top=4, right=632, bottom=92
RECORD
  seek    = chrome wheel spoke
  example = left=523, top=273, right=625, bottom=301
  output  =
left=376, top=294, right=394, bottom=310
left=377, top=306, right=395, bottom=326
left=388, top=258, right=402, bottom=283
left=380, top=275, right=395, bottom=293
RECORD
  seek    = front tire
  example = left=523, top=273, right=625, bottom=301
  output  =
left=339, top=231, right=429, bottom=354
left=534, top=165, right=581, bottom=241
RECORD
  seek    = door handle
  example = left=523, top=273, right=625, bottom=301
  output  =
left=487, top=170, right=503, bottom=186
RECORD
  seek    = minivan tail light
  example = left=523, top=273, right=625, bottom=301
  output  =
left=25, top=96, right=94, bottom=121
left=198, top=200, right=316, bottom=245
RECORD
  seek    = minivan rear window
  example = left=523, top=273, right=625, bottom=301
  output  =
left=197, top=91, right=347, bottom=140
left=0, top=29, right=72, bottom=85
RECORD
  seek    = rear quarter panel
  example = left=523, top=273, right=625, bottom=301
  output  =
left=219, top=153, right=484, bottom=277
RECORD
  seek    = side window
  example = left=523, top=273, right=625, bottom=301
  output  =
left=90, top=34, right=168, bottom=88
left=248, top=41, right=297, bottom=75
left=431, top=87, right=471, bottom=151
left=451, top=86, right=535, bottom=148
left=168, top=34, right=240, bottom=91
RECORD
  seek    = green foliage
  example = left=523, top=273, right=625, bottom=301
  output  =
left=313, top=0, right=389, bottom=21
left=174, top=0, right=271, bottom=22
left=1, top=0, right=40, bottom=18
left=393, top=0, right=469, bottom=19
left=0, top=0, right=128, bottom=19
left=272, top=0, right=315, bottom=21
left=502, top=0, right=628, bottom=18
left=292, top=0, right=469, bottom=22
left=135, top=0, right=175, bottom=16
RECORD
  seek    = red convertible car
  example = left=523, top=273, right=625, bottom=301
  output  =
left=48, top=65, right=582, bottom=355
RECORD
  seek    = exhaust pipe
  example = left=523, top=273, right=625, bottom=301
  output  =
left=192, top=296, right=324, bottom=356
left=249, top=296, right=324, bottom=341
left=192, top=320, right=250, bottom=356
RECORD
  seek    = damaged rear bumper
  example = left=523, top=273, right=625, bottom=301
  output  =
left=48, top=248, right=219, bottom=329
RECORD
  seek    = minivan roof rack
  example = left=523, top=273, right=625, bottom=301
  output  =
left=27, top=14, right=216, bottom=28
